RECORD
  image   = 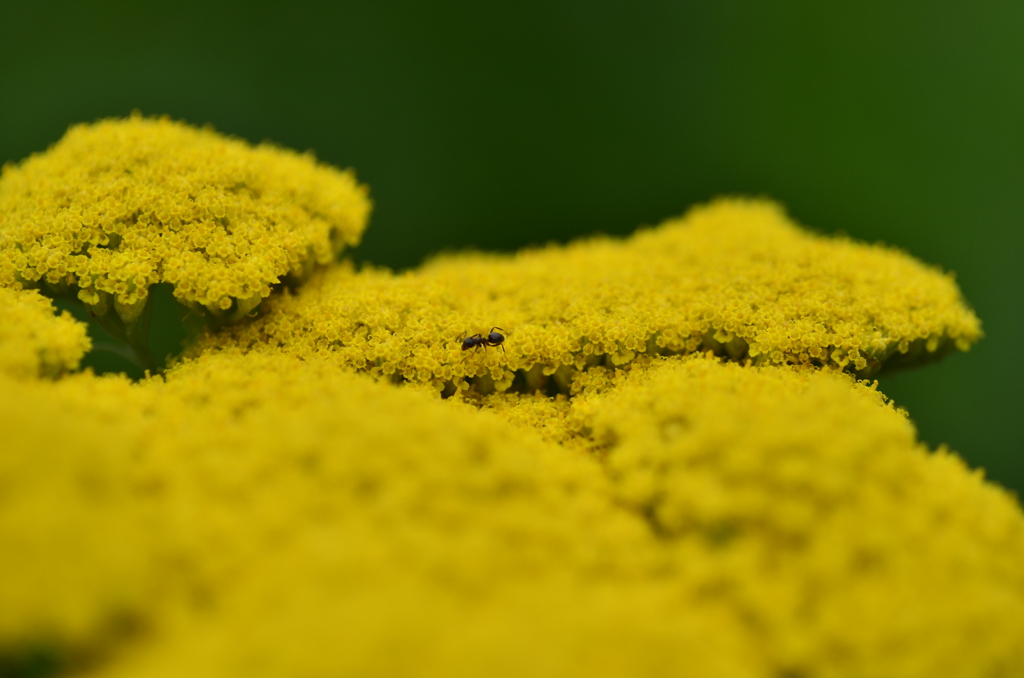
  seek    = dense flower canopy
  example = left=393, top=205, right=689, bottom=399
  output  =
left=0, top=115, right=1019, bottom=678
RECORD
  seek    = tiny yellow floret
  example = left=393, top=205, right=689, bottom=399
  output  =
left=0, top=114, right=371, bottom=319
left=0, top=286, right=91, bottom=378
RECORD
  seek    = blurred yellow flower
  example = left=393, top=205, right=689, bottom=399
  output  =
left=572, top=355, right=1024, bottom=677
left=3, top=352, right=1021, bottom=677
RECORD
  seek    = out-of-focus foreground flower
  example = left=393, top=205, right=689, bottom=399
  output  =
left=0, top=116, right=1020, bottom=678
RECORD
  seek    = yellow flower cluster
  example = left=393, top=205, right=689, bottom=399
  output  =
left=0, top=116, right=1016, bottom=677
left=2, top=352, right=1021, bottom=677
left=199, top=199, right=981, bottom=396
left=0, top=286, right=90, bottom=378
left=0, top=114, right=370, bottom=320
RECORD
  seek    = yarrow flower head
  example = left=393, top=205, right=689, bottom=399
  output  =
left=0, top=113, right=370, bottom=367
left=199, top=199, right=982, bottom=394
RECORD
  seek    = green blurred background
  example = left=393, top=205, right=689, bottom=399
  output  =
left=1, top=1, right=1021, bottom=494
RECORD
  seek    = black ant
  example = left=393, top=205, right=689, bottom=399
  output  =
left=459, top=327, right=506, bottom=356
